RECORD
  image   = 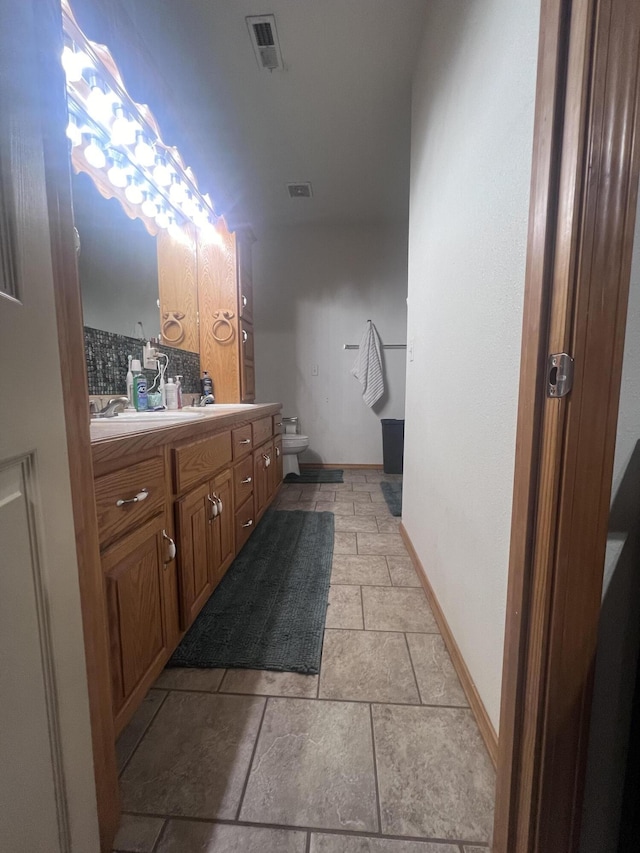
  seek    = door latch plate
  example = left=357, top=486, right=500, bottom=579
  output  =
left=547, top=352, right=574, bottom=398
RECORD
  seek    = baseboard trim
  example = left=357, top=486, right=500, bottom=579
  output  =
left=300, top=463, right=383, bottom=470
left=399, top=522, right=499, bottom=767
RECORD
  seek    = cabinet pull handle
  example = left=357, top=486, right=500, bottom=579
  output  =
left=241, top=476, right=253, bottom=484
left=263, top=454, right=271, bottom=467
left=242, top=330, right=248, bottom=343
left=116, top=487, right=148, bottom=507
left=242, top=294, right=248, bottom=307
left=239, top=438, right=252, bottom=445
left=276, top=446, right=280, bottom=458
left=217, top=498, right=224, bottom=515
left=242, top=519, right=253, bottom=528
left=275, top=421, right=282, bottom=427
left=208, top=494, right=219, bottom=519
left=162, top=529, right=176, bottom=565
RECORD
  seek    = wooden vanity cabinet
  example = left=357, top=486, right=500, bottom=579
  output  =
left=254, top=439, right=275, bottom=522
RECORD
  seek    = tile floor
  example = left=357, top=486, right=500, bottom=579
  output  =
left=113, top=469, right=495, bottom=853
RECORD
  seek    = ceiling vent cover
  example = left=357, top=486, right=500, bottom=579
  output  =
left=246, top=15, right=284, bottom=71
left=287, top=182, right=313, bottom=199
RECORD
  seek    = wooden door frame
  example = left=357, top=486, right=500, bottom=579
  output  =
left=35, top=1, right=120, bottom=850
left=494, top=0, right=640, bottom=850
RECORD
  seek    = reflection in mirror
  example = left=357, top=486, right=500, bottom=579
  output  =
left=72, top=169, right=159, bottom=340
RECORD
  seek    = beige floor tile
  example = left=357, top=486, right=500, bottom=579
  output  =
left=116, top=689, right=167, bottom=772
left=240, top=697, right=378, bottom=831
left=336, top=490, right=373, bottom=503
left=156, top=821, right=307, bottom=853
left=220, top=668, right=318, bottom=698
left=321, top=482, right=353, bottom=491
left=406, top=634, right=468, bottom=707
left=325, top=585, right=363, bottom=629
left=355, top=501, right=389, bottom=516
left=386, top=556, right=421, bottom=587
left=376, top=517, right=402, bottom=533
left=372, top=704, right=495, bottom=840
left=278, top=501, right=317, bottom=511
left=113, top=815, right=164, bottom=853
left=319, top=630, right=419, bottom=704
left=120, top=692, right=265, bottom=819
left=154, top=667, right=225, bottom=692
left=331, top=554, right=391, bottom=586
left=310, top=834, right=460, bottom=852
left=369, top=491, right=391, bottom=503
left=351, top=482, right=386, bottom=492
left=279, top=489, right=304, bottom=502
left=341, top=473, right=367, bottom=483
left=316, top=500, right=355, bottom=515
left=333, top=531, right=357, bottom=554
left=357, top=533, right=407, bottom=556
left=333, top=515, right=379, bottom=533
left=299, top=484, right=329, bottom=497
left=365, top=473, right=385, bottom=482
left=362, top=587, right=438, bottom=632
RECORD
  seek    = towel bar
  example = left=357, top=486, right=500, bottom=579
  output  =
left=343, top=343, right=407, bottom=350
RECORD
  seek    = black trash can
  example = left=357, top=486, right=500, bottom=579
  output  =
left=381, top=419, right=405, bottom=474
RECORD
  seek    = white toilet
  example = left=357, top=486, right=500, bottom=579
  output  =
left=281, top=417, right=310, bottom=477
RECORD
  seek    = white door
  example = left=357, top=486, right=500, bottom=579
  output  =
left=0, top=1, right=100, bottom=850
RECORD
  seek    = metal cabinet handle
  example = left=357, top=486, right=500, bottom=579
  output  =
left=116, top=487, right=148, bottom=507
left=239, top=438, right=251, bottom=445
left=241, top=476, right=253, bottom=485
left=208, top=494, right=218, bottom=519
left=241, top=519, right=253, bottom=528
left=217, top=498, right=224, bottom=515
left=242, top=294, right=247, bottom=307
left=275, top=421, right=282, bottom=427
left=276, top=446, right=280, bottom=458
left=263, top=454, right=271, bottom=467
left=162, top=529, right=176, bottom=565
left=242, top=330, right=248, bottom=343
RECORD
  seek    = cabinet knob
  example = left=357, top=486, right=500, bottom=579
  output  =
left=242, top=329, right=248, bottom=343
left=239, top=438, right=252, bottom=445
left=242, top=294, right=248, bottom=307
left=116, top=487, right=148, bottom=507
left=242, top=519, right=253, bottom=528
left=241, top=476, right=253, bottom=485
left=162, top=529, right=176, bottom=565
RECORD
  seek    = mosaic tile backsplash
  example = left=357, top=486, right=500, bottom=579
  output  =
left=85, top=327, right=201, bottom=396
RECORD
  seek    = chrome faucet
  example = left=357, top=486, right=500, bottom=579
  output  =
left=199, top=394, right=215, bottom=406
left=92, top=396, right=130, bottom=418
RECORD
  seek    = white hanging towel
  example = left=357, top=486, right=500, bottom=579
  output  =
left=351, top=320, right=385, bottom=407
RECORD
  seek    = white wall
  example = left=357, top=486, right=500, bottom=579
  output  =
left=253, top=223, right=408, bottom=464
left=403, top=0, right=540, bottom=730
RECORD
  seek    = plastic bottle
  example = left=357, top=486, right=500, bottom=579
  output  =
left=201, top=371, right=214, bottom=400
left=175, top=376, right=183, bottom=409
left=165, top=377, right=178, bottom=410
left=131, top=359, right=148, bottom=411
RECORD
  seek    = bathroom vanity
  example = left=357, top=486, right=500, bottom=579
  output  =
left=91, top=404, right=283, bottom=735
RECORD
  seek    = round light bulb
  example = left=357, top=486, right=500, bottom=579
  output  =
left=155, top=208, right=170, bottom=229
left=106, top=153, right=129, bottom=188
left=110, top=106, right=138, bottom=146
left=66, top=115, right=82, bottom=147
left=141, top=193, right=158, bottom=218
left=192, top=204, right=209, bottom=228
left=124, top=178, right=143, bottom=205
left=84, top=136, right=106, bottom=169
left=61, top=45, right=89, bottom=82
left=152, top=154, right=172, bottom=187
left=134, top=132, right=154, bottom=167
left=169, top=176, right=186, bottom=204
left=86, top=76, right=113, bottom=123
left=181, top=191, right=196, bottom=218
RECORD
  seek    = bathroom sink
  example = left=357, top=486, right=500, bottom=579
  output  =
left=91, top=409, right=206, bottom=426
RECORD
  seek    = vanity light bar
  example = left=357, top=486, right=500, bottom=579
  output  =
left=61, top=0, right=225, bottom=239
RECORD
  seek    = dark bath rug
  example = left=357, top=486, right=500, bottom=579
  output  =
left=380, top=480, right=402, bottom=517
left=284, top=468, right=344, bottom=484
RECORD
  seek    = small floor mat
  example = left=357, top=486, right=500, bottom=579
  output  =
left=380, top=480, right=402, bottom=517
left=285, top=468, right=344, bottom=483
left=168, top=509, right=335, bottom=674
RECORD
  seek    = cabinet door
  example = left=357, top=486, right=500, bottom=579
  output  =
left=210, top=467, right=235, bottom=587
left=157, top=221, right=199, bottom=352
left=102, top=515, right=169, bottom=721
left=176, top=481, right=214, bottom=630
left=273, top=436, right=283, bottom=493
left=265, top=439, right=276, bottom=503
left=253, top=445, right=269, bottom=520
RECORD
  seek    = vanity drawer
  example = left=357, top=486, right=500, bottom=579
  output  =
left=173, top=430, right=232, bottom=494
left=232, top=424, right=253, bottom=459
left=273, top=414, right=283, bottom=435
left=252, top=416, right=273, bottom=447
left=95, top=456, right=166, bottom=547
left=234, top=455, right=254, bottom=506
left=235, top=494, right=255, bottom=553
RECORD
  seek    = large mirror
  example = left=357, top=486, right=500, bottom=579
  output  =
left=72, top=169, right=160, bottom=341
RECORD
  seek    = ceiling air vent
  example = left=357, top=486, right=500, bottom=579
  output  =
left=246, top=15, right=284, bottom=72
left=287, top=183, right=313, bottom=199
